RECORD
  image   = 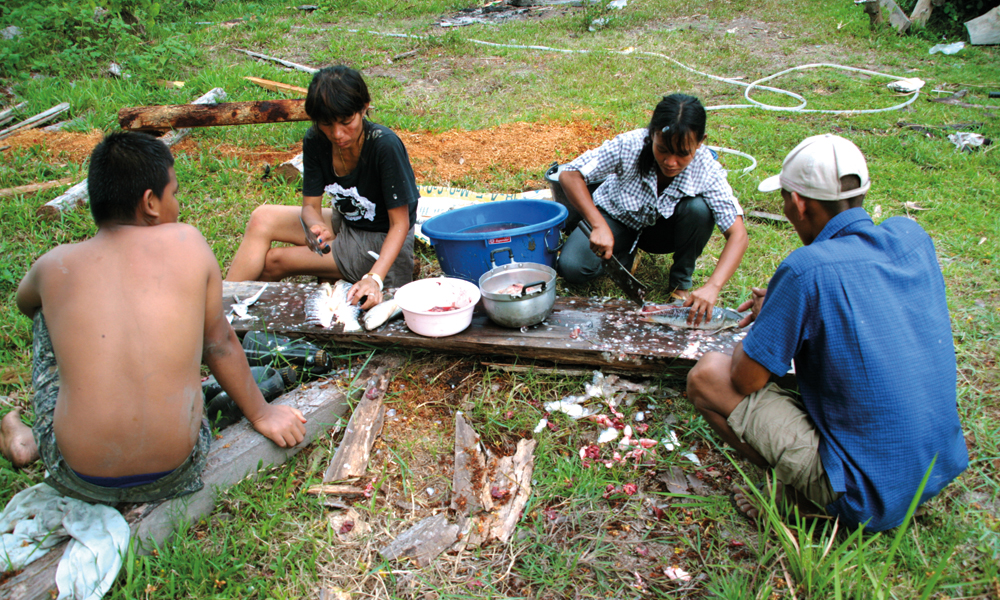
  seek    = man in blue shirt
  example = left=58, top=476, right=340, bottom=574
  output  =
left=686, top=134, right=967, bottom=531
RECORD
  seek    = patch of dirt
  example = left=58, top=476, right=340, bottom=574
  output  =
left=2, top=120, right=615, bottom=191
left=3, top=129, right=104, bottom=164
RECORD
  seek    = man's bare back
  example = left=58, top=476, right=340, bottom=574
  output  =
left=13, top=156, right=306, bottom=484
left=20, top=223, right=213, bottom=477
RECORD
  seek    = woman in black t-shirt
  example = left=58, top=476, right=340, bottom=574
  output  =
left=226, top=65, right=419, bottom=309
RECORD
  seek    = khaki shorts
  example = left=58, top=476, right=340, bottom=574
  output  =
left=330, top=222, right=415, bottom=290
left=727, top=382, right=840, bottom=508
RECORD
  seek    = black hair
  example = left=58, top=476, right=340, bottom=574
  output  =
left=813, top=174, right=865, bottom=218
left=88, top=131, right=175, bottom=224
left=638, top=94, right=707, bottom=176
left=305, top=65, right=371, bottom=125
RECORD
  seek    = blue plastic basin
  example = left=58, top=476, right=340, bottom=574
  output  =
left=421, top=200, right=568, bottom=284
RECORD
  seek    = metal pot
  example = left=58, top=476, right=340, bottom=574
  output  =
left=479, top=250, right=557, bottom=328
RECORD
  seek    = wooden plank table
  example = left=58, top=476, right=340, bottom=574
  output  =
left=224, top=281, right=748, bottom=372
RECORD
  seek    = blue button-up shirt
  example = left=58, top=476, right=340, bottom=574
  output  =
left=743, top=208, right=967, bottom=531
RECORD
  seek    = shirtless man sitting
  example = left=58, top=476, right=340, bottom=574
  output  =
left=0, top=131, right=307, bottom=504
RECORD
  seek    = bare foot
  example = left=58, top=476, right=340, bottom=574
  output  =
left=0, top=409, right=39, bottom=468
left=731, top=481, right=785, bottom=520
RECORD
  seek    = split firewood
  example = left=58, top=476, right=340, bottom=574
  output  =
left=487, top=438, right=536, bottom=543
left=322, top=364, right=393, bottom=482
left=273, top=152, right=304, bottom=182
left=234, top=48, right=318, bottom=74
left=38, top=89, right=226, bottom=220
left=0, top=102, right=70, bottom=141
left=119, top=97, right=306, bottom=132
left=0, top=101, right=28, bottom=128
left=245, top=76, right=308, bottom=96
left=0, top=177, right=75, bottom=199
left=304, top=484, right=368, bottom=497
left=378, top=514, right=460, bottom=567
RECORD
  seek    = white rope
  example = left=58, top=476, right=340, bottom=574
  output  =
left=343, top=28, right=924, bottom=172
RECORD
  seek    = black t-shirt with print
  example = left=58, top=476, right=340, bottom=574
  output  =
left=301, top=120, right=419, bottom=233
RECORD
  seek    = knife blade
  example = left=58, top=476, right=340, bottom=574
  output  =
left=300, top=214, right=331, bottom=256
left=577, top=220, right=648, bottom=306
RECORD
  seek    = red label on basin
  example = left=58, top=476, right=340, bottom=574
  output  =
left=487, top=237, right=511, bottom=244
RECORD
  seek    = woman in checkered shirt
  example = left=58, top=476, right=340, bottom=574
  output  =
left=556, top=93, right=748, bottom=325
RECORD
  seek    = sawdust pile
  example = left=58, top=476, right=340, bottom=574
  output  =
left=3, top=129, right=105, bottom=164
left=3, top=120, right=616, bottom=189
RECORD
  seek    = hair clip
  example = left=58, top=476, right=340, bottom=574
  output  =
left=661, top=125, right=671, bottom=133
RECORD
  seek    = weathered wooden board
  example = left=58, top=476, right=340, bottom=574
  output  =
left=0, top=377, right=352, bottom=600
left=223, top=281, right=746, bottom=372
left=322, top=360, right=398, bottom=482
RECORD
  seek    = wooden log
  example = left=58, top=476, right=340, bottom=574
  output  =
left=273, top=152, right=304, bottom=182
left=909, top=0, right=933, bottom=27
left=378, top=514, right=459, bottom=567
left=0, top=177, right=74, bottom=199
left=245, top=76, right=308, bottom=96
left=38, top=89, right=226, bottom=220
left=0, top=103, right=70, bottom=141
left=322, top=363, right=394, bottom=482
left=234, top=48, right=319, bottom=74
left=966, top=5, right=1000, bottom=46
left=221, top=281, right=744, bottom=373
left=0, top=377, right=352, bottom=600
left=157, top=88, right=228, bottom=147
left=0, top=101, right=28, bottom=128
left=118, top=97, right=307, bottom=132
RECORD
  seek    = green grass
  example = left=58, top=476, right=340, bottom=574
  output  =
left=2, top=0, right=999, bottom=596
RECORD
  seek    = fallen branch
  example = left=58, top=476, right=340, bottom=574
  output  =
left=38, top=89, right=225, bottom=220
left=0, top=103, right=70, bottom=140
left=234, top=48, right=318, bottom=74
left=0, top=177, right=75, bottom=199
left=245, top=76, right=308, bottom=96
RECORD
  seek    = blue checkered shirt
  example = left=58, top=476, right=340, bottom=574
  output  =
left=563, top=128, right=742, bottom=232
left=742, top=208, right=968, bottom=531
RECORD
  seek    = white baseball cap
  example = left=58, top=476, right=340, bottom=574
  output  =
left=758, top=134, right=871, bottom=201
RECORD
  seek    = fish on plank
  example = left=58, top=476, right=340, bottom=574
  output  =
left=306, top=281, right=362, bottom=332
left=363, top=298, right=403, bottom=331
left=638, top=304, right=744, bottom=331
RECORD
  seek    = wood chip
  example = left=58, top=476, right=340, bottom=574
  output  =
left=379, top=514, right=459, bottom=567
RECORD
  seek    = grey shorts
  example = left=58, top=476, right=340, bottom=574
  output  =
left=727, top=382, right=840, bottom=508
left=31, top=312, right=210, bottom=505
left=330, top=223, right=415, bottom=290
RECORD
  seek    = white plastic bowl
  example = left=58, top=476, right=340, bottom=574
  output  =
left=394, top=277, right=481, bottom=337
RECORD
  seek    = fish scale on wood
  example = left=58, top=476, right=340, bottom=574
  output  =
left=306, top=281, right=362, bottom=331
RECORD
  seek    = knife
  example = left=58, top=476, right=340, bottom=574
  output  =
left=577, top=220, right=648, bottom=306
left=300, top=214, right=331, bottom=256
